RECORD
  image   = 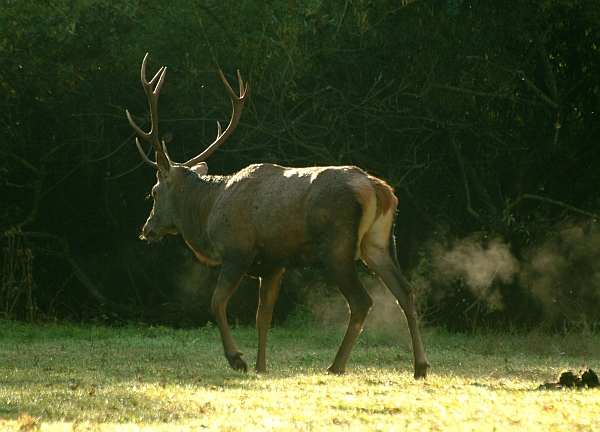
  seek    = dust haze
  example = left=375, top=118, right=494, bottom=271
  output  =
left=307, top=272, right=410, bottom=345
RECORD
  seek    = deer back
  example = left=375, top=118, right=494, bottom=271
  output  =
left=183, top=163, right=398, bottom=268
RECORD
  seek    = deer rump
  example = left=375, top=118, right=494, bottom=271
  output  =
left=183, top=163, right=397, bottom=272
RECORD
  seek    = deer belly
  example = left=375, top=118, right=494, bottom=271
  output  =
left=254, top=239, right=316, bottom=267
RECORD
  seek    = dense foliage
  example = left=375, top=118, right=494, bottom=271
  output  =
left=1, top=0, right=599, bottom=330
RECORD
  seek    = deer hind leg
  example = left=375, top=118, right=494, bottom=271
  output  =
left=327, top=265, right=373, bottom=375
left=360, top=230, right=429, bottom=379
left=322, top=250, right=373, bottom=375
left=255, top=268, right=284, bottom=373
left=307, top=178, right=373, bottom=374
left=212, top=259, right=249, bottom=372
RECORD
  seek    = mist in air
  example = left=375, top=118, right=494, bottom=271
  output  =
left=410, top=223, right=600, bottom=330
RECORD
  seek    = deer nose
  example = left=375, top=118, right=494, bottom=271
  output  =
left=142, top=226, right=157, bottom=242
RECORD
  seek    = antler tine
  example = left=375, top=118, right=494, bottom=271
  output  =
left=126, top=109, right=150, bottom=140
left=237, top=70, right=246, bottom=97
left=183, top=70, right=248, bottom=167
left=145, top=64, right=166, bottom=89
left=135, top=138, right=158, bottom=169
left=139, top=53, right=165, bottom=89
left=219, top=69, right=249, bottom=101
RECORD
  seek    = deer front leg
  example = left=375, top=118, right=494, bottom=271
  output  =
left=256, top=268, right=284, bottom=373
left=212, top=261, right=248, bottom=372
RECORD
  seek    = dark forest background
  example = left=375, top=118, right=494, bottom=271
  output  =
left=1, top=0, right=599, bottom=332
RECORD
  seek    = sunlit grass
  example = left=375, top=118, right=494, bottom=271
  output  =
left=1, top=320, right=599, bottom=431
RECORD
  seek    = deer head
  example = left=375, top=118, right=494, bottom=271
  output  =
left=126, top=54, right=248, bottom=241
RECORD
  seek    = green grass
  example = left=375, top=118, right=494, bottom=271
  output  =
left=0, top=320, right=599, bottom=431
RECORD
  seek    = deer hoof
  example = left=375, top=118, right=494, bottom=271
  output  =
left=326, top=366, right=345, bottom=376
left=229, top=355, right=248, bottom=373
left=414, top=361, right=430, bottom=379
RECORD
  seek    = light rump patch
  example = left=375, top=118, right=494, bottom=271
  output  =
left=349, top=177, right=377, bottom=259
left=349, top=173, right=398, bottom=259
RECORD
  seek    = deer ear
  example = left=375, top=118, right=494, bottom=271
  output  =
left=156, top=152, right=171, bottom=177
left=191, top=162, right=208, bottom=176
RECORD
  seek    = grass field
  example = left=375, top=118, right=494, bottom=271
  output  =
left=0, top=319, right=599, bottom=431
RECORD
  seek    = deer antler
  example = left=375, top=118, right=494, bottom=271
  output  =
left=127, top=54, right=248, bottom=172
left=183, top=69, right=248, bottom=167
left=126, top=53, right=171, bottom=173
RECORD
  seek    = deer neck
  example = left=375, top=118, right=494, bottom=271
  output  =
left=171, top=168, right=229, bottom=265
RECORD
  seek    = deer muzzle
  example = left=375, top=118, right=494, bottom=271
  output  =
left=141, top=223, right=178, bottom=242
left=140, top=226, right=157, bottom=242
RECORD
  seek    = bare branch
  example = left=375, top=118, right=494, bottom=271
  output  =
left=508, top=194, right=598, bottom=219
left=535, top=33, right=560, bottom=105
left=3, top=160, right=46, bottom=234
left=450, top=136, right=480, bottom=220
left=517, top=73, right=559, bottom=109
left=432, top=83, right=546, bottom=108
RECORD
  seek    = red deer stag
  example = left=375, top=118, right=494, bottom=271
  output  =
left=126, top=54, right=429, bottom=378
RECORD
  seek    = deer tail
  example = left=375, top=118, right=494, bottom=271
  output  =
left=369, top=176, right=398, bottom=219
